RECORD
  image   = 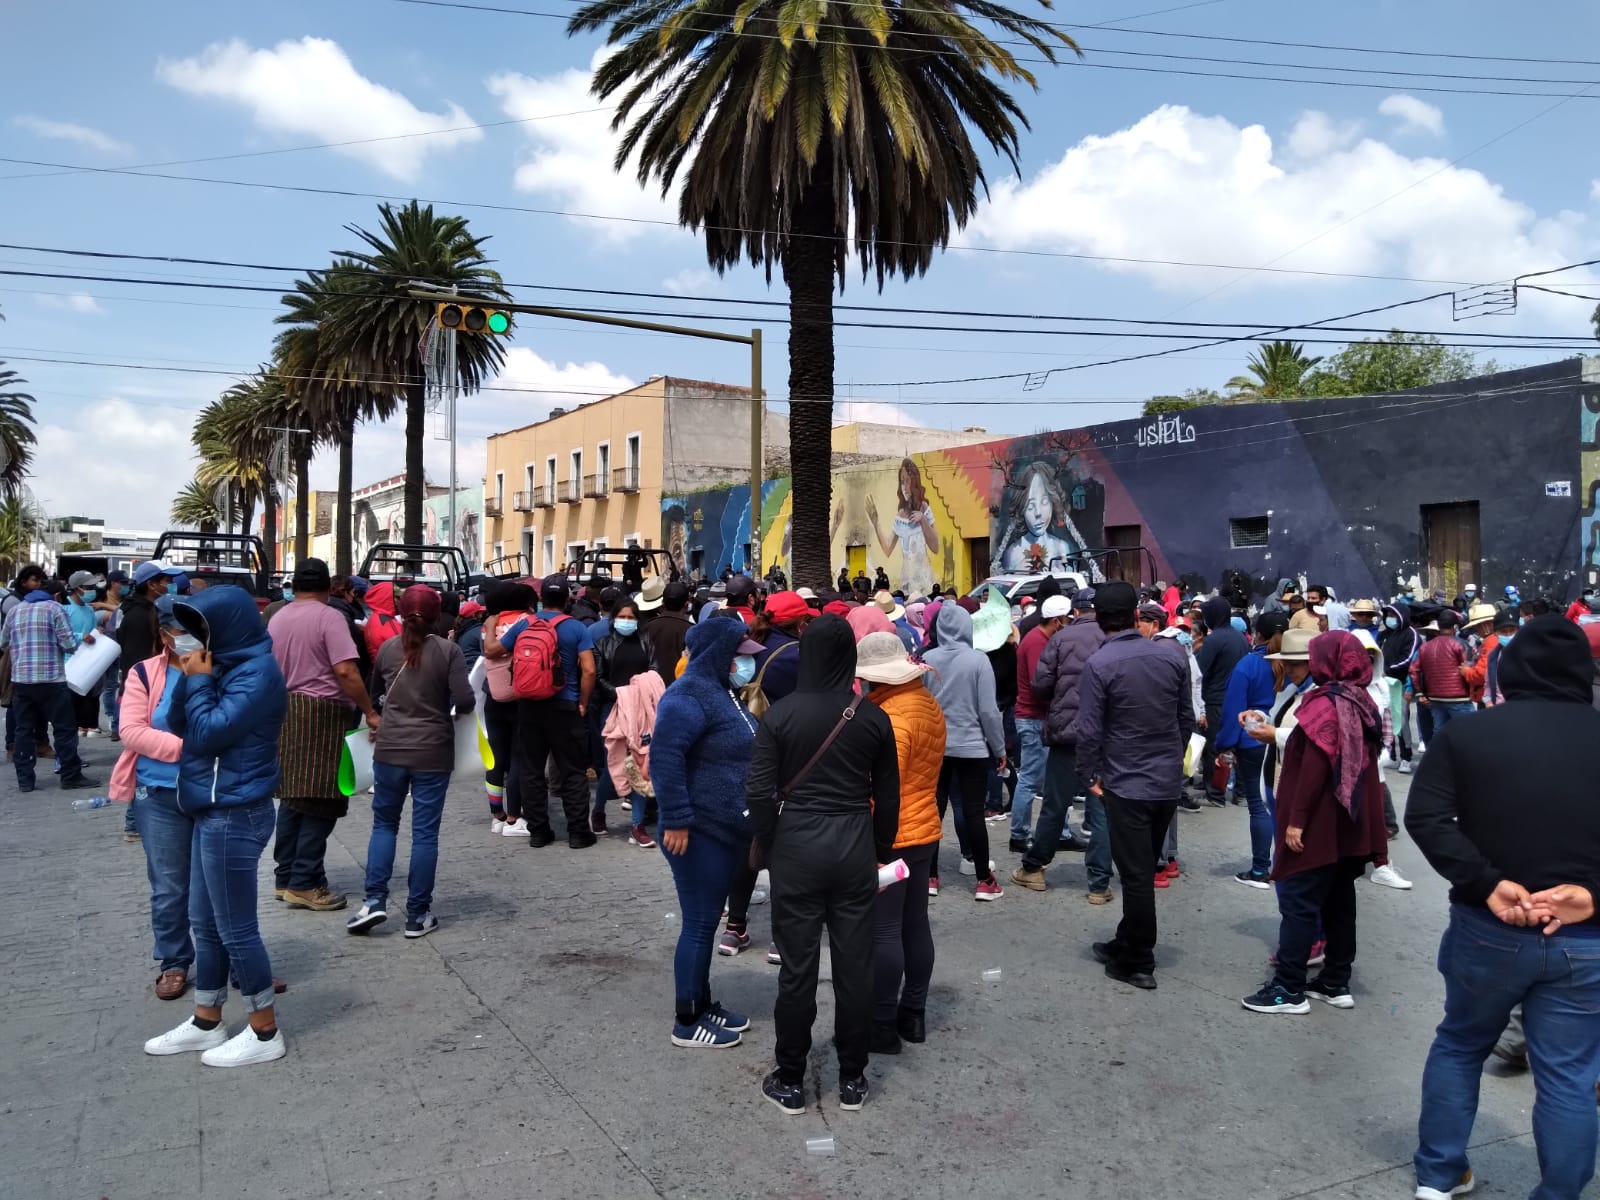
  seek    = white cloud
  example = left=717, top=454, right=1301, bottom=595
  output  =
left=834, top=400, right=925, bottom=428
left=1286, top=111, right=1359, bottom=159
left=1379, top=94, right=1446, bottom=137
left=157, top=37, right=482, bottom=180
left=661, top=268, right=716, bottom=296
left=12, top=115, right=131, bottom=155
left=30, top=398, right=193, bottom=529
left=310, top=346, right=636, bottom=494
left=1591, top=179, right=1600, bottom=204
left=488, top=53, right=677, bottom=242
left=963, top=104, right=1587, bottom=292
left=35, top=292, right=103, bottom=314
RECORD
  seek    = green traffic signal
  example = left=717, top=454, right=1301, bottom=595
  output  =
left=487, top=311, right=510, bottom=334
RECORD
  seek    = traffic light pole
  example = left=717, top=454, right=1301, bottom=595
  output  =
left=411, top=292, right=765, bottom=577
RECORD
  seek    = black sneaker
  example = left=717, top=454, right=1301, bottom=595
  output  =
left=527, top=830, right=556, bottom=848
left=1057, top=835, right=1088, bottom=852
left=1304, top=977, right=1355, bottom=1009
left=60, top=774, right=100, bottom=790
left=1177, top=794, right=1203, bottom=812
left=568, top=831, right=597, bottom=850
left=1233, top=869, right=1272, bottom=890
left=1008, top=837, right=1030, bottom=854
left=838, top=1076, right=869, bottom=1111
left=1241, top=982, right=1310, bottom=1014
left=762, top=1069, right=805, bottom=1115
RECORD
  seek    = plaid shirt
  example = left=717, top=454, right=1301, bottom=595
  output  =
left=6, top=599, right=79, bottom=684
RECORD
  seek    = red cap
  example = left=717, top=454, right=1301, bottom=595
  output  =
left=823, top=600, right=852, bottom=617
left=763, top=591, right=811, bottom=623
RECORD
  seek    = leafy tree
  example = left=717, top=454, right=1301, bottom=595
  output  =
left=0, top=309, right=37, bottom=498
left=567, top=0, right=1077, bottom=587
left=1308, top=331, right=1486, bottom=397
left=1225, top=341, right=1322, bottom=400
left=0, top=492, right=45, bottom=579
left=170, top=478, right=222, bottom=532
left=1143, top=388, right=1220, bottom=416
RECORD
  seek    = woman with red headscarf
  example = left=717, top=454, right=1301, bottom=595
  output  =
left=1242, top=629, right=1388, bottom=1015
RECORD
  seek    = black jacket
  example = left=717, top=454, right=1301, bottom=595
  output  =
left=117, top=592, right=161, bottom=674
left=988, top=642, right=1018, bottom=711
left=649, top=609, right=692, bottom=683
left=329, top=595, right=371, bottom=679
left=1195, top=596, right=1247, bottom=708
left=1406, top=616, right=1600, bottom=923
left=593, top=628, right=655, bottom=704
left=746, top=615, right=901, bottom=862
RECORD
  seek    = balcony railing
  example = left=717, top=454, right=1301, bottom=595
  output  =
left=484, top=496, right=504, bottom=518
left=533, top=485, right=555, bottom=509
left=612, top=465, right=640, bottom=493
left=583, top=472, right=608, bottom=499
left=511, top=491, right=534, bottom=513
left=562, top=479, right=582, bottom=504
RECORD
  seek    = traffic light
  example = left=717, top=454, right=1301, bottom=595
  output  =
left=436, top=302, right=511, bottom=335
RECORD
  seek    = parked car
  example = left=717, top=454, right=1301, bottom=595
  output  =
left=969, top=570, right=1089, bottom=616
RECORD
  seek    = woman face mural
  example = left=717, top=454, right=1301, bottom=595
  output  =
left=1023, top=471, right=1053, bottom=540
left=995, top=459, right=1083, bottom=575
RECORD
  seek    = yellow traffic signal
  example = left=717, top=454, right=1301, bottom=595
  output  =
left=436, top=302, right=511, bottom=335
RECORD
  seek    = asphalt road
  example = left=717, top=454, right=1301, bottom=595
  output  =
left=0, top=745, right=1571, bottom=1200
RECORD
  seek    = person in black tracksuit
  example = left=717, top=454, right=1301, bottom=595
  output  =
left=747, top=615, right=900, bottom=1114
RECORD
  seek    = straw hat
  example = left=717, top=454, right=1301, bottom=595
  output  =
left=1266, top=627, right=1317, bottom=661
left=1348, top=598, right=1381, bottom=616
left=635, top=576, right=665, bottom=612
left=1466, top=602, right=1497, bottom=627
left=873, top=589, right=906, bottom=622
left=854, top=631, right=924, bottom=685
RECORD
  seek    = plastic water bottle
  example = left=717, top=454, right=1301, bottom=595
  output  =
left=71, top=796, right=111, bottom=812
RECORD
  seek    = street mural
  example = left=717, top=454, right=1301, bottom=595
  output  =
left=1580, top=381, right=1600, bottom=590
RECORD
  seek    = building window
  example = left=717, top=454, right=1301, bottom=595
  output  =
left=543, top=535, right=555, bottom=575
left=524, top=464, right=535, bottom=495
left=521, top=529, right=535, bottom=572
left=569, top=450, right=582, bottom=501
left=566, top=541, right=586, bottom=570
left=1229, top=515, right=1270, bottom=550
left=494, top=472, right=504, bottom=507
left=545, top=457, right=556, bottom=495
left=627, top=433, right=641, bottom=477
left=597, top=441, right=610, bottom=489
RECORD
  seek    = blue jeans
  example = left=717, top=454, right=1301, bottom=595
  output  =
left=133, top=786, right=193, bottom=973
left=190, top=799, right=276, bottom=1013
left=1427, top=700, right=1475, bottom=734
left=1416, top=906, right=1600, bottom=1200
left=1234, top=744, right=1271, bottom=875
left=364, top=762, right=450, bottom=919
left=1010, top=717, right=1046, bottom=842
left=1082, top=790, right=1114, bottom=892
left=660, top=829, right=741, bottom=1023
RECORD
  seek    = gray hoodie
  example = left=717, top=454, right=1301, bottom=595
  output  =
left=923, top=605, right=1005, bottom=759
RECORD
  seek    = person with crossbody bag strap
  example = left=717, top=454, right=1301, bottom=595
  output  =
left=744, top=615, right=902, bottom=1116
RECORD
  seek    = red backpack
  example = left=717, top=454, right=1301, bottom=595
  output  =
left=511, top=613, right=569, bottom=701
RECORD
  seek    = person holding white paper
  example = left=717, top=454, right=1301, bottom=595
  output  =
left=348, top=585, right=474, bottom=939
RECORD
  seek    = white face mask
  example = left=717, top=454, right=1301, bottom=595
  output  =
left=172, top=633, right=204, bottom=656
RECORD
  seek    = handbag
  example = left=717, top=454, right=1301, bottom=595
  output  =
left=748, top=695, right=861, bottom=870
left=739, top=640, right=797, bottom=719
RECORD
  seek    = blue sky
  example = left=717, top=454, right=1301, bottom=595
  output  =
left=4, top=0, right=1599, bottom=530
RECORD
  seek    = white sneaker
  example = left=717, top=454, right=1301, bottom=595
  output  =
left=501, top=818, right=530, bottom=837
left=958, top=857, right=995, bottom=877
left=144, top=1017, right=228, bottom=1057
left=620, top=798, right=632, bottom=812
left=1414, top=1170, right=1475, bottom=1199
left=491, top=817, right=506, bottom=836
left=1371, top=864, right=1413, bottom=890
left=201, top=1026, right=287, bottom=1068
left=1397, top=759, right=1414, bottom=775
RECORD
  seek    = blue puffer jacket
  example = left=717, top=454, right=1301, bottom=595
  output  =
left=167, top=586, right=287, bottom=814
left=649, top=617, right=757, bottom=848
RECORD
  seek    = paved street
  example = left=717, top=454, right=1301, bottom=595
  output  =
left=0, top=748, right=1567, bottom=1200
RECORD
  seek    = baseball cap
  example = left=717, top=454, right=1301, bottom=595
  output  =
left=541, top=572, right=572, bottom=602
left=1040, top=595, right=1072, bottom=620
left=1073, top=586, right=1096, bottom=611
left=291, top=558, right=332, bottom=593
left=663, top=580, right=691, bottom=608
left=67, top=570, right=99, bottom=591
left=1095, top=581, right=1137, bottom=619
left=795, top=586, right=817, bottom=601
left=154, top=594, right=184, bottom=628
left=132, top=560, right=185, bottom=587
left=764, top=591, right=811, bottom=623
left=106, top=569, right=131, bottom=586
left=725, top=574, right=756, bottom=602
left=347, top=575, right=371, bottom=594
left=1137, top=602, right=1167, bottom=624
left=458, top=600, right=485, bottom=618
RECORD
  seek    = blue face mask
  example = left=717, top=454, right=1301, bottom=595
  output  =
left=282, top=586, right=294, bottom=601
left=729, top=655, right=757, bottom=688
left=613, top=618, right=638, bottom=637
left=1499, top=632, right=1514, bottom=646
left=1384, top=616, right=1400, bottom=630
left=1176, top=631, right=1193, bottom=649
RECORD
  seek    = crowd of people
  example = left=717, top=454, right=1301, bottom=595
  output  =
left=8, top=553, right=1600, bottom=1197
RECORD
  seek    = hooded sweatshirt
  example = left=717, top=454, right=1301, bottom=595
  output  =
left=1195, top=595, right=1248, bottom=708
left=1406, top=615, right=1600, bottom=923
left=745, top=615, right=900, bottom=862
left=649, top=617, right=757, bottom=847
left=922, top=604, right=1005, bottom=759
left=166, top=586, right=288, bottom=813
left=363, top=582, right=402, bottom=662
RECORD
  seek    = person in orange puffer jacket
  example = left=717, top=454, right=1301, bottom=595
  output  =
left=856, top=630, right=946, bottom=1054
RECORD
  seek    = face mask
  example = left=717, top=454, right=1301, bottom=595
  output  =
left=1176, top=631, right=1193, bottom=649
left=1499, top=633, right=1514, bottom=646
left=172, top=633, right=204, bottom=655
left=613, top=619, right=638, bottom=637
left=74, top=590, right=91, bottom=604
left=282, top=586, right=294, bottom=601
left=729, top=655, right=757, bottom=688
left=1384, top=616, right=1399, bottom=630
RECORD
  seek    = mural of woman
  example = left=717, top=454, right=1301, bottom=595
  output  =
left=994, top=459, right=1087, bottom=575
left=865, top=458, right=940, bottom=596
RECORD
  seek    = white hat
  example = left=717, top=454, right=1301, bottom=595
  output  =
left=1040, top=595, right=1072, bottom=620
left=795, top=586, right=816, bottom=600
left=1266, top=627, right=1317, bottom=661
left=635, top=576, right=665, bottom=611
left=854, top=631, right=925, bottom=686
left=873, top=589, right=906, bottom=622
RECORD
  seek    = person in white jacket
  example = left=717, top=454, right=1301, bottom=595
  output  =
left=1350, top=629, right=1411, bottom=890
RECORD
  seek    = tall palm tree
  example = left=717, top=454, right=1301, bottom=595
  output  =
left=170, top=478, right=222, bottom=532
left=567, top=0, right=1076, bottom=586
left=0, top=491, right=45, bottom=579
left=1225, top=341, right=1323, bottom=401
left=194, top=368, right=299, bottom=570
left=324, top=202, right=510, bottom=545
left=276, top=264, right=399, bottom=574
left=0, top=367, right=36, bottom=499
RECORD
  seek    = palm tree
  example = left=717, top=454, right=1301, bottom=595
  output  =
left=567, top=0, right=1076, bottom=586
left=0, top=368, right=36, bottom=499
left=323, top=202, right=510, bottom=546
left=276, top=264, right=399, bottom=574
left=193, top=368, right=299, bottom=570
left=170, top=478, right=222, bottom=532
left=1225, top=341, right=1323, bottom=401
left=0, top=491, right=45, bottom=579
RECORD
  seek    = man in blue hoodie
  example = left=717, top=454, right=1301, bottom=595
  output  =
left=1218, top=610, right=1288, bottom=887
left=1195, top=594, right=1249, bottom=806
